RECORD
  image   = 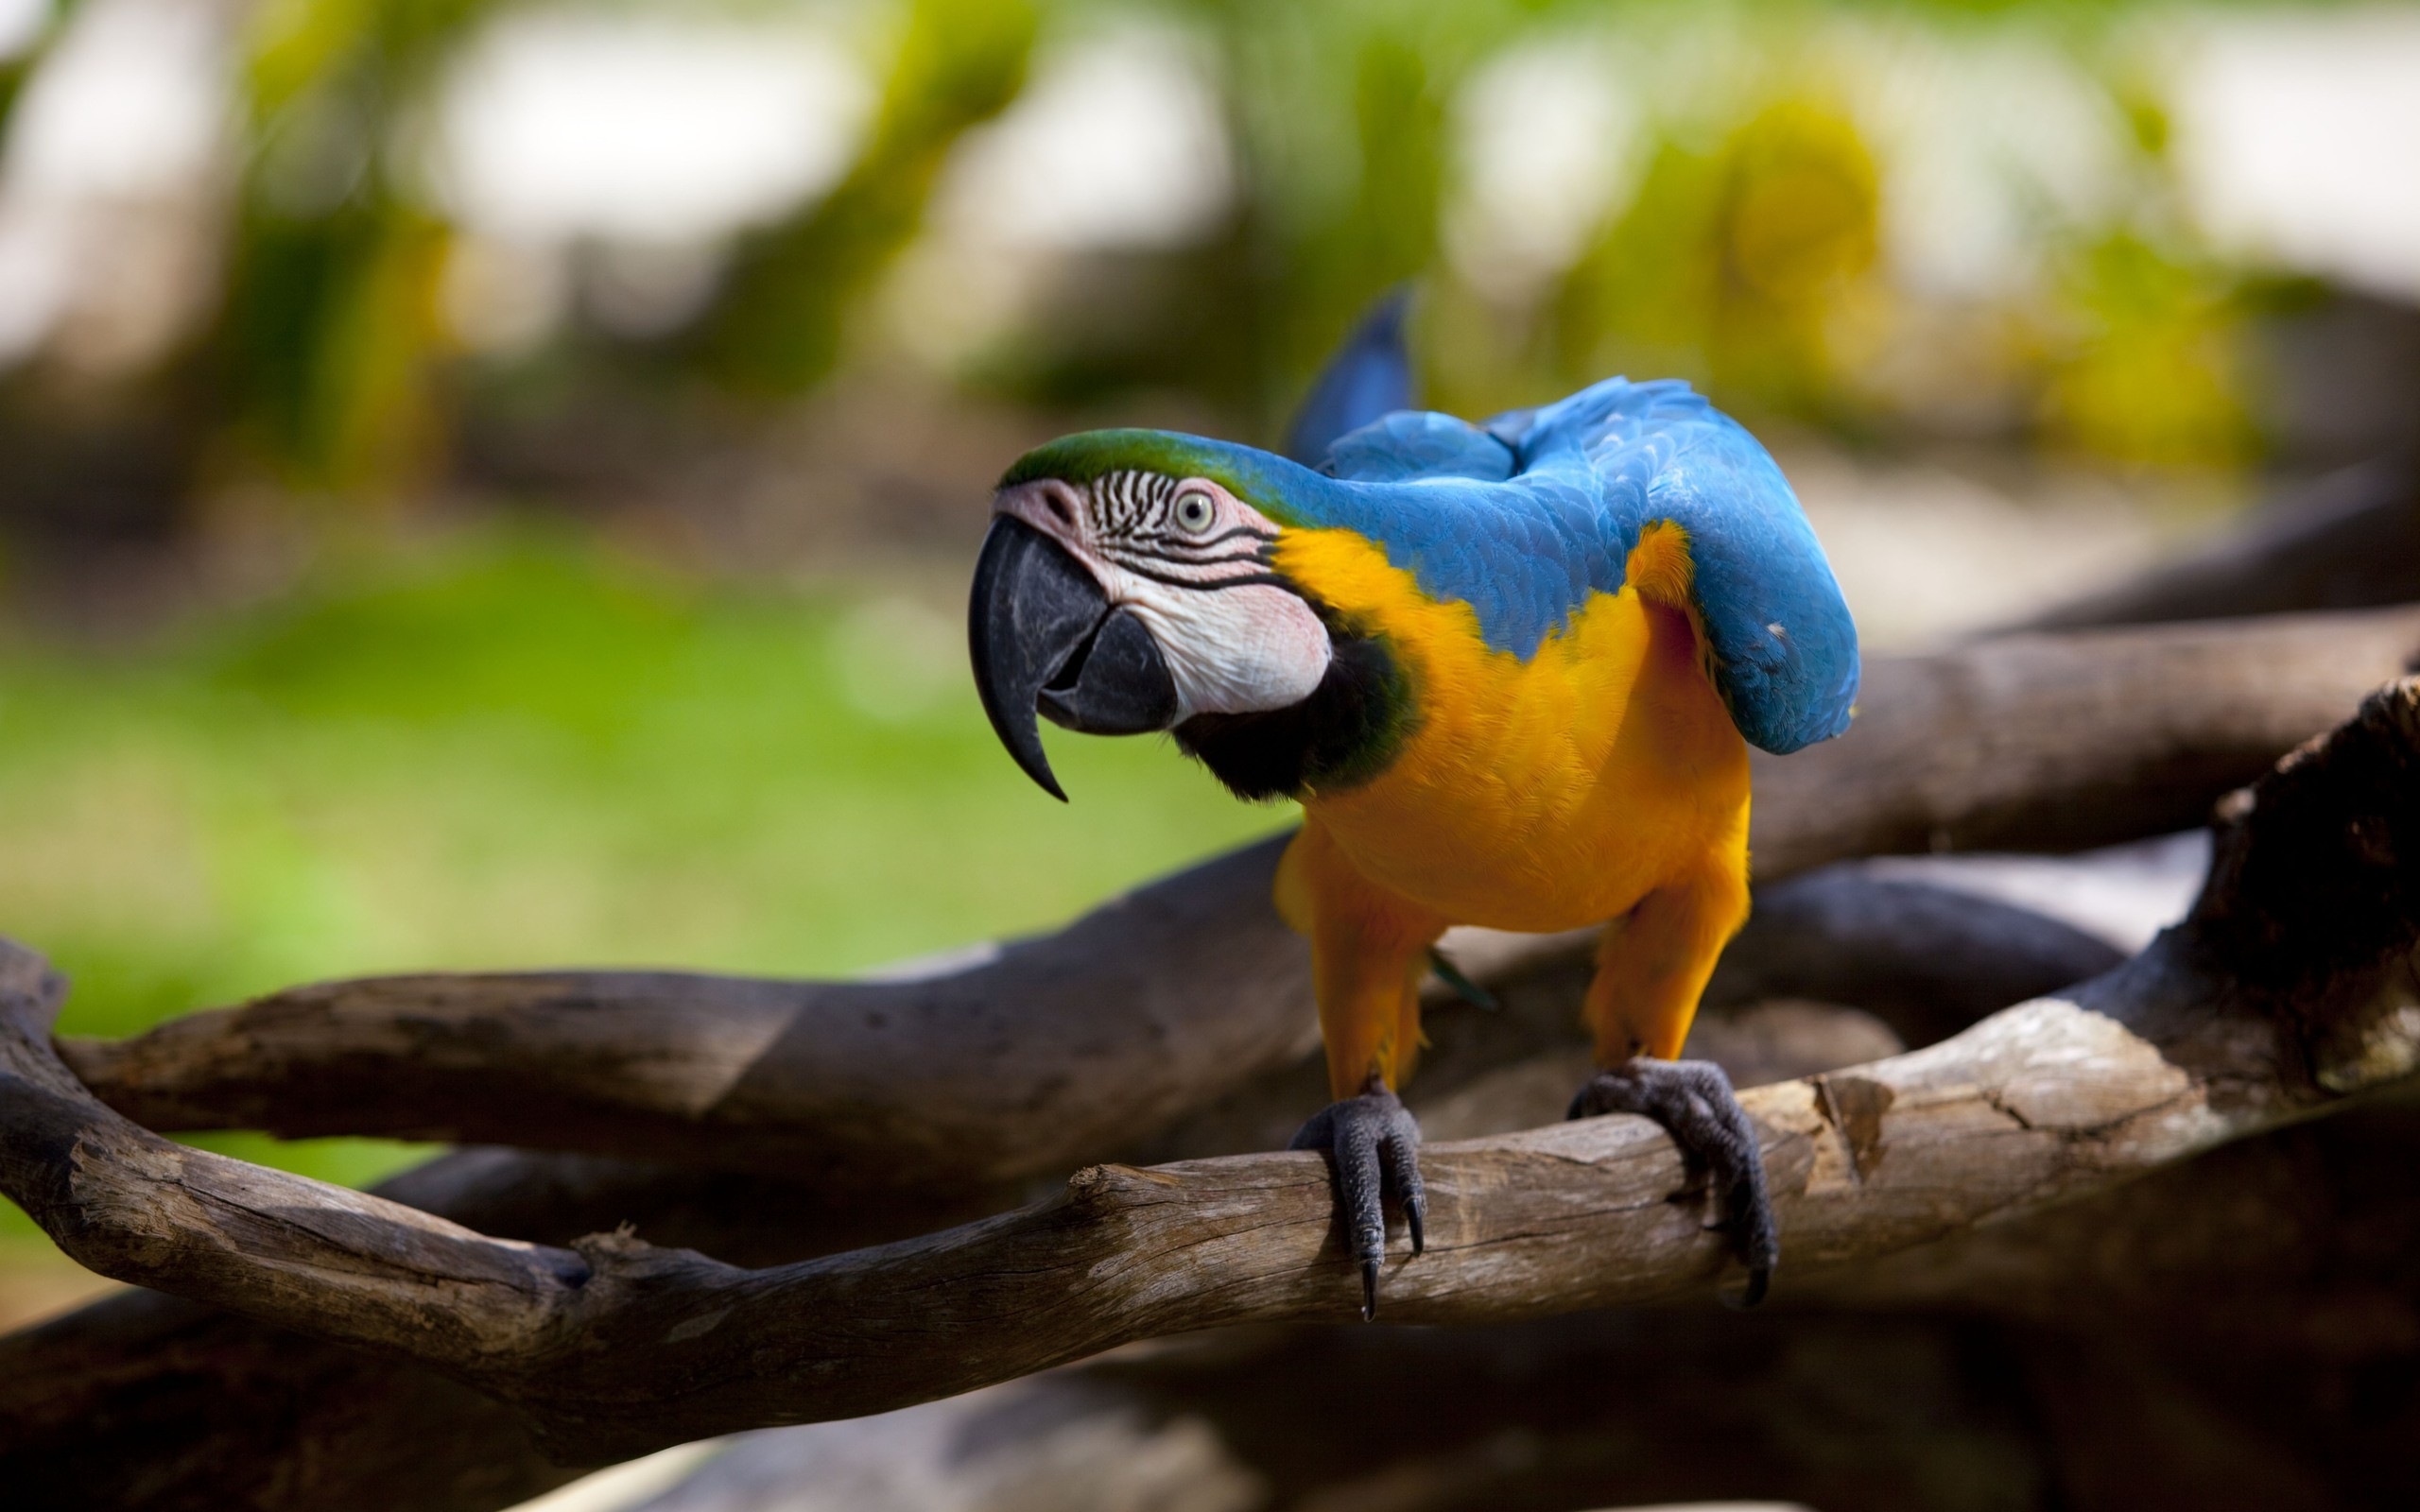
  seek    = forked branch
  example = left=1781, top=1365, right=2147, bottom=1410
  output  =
left=6, top=681, right=2416, bottom=1465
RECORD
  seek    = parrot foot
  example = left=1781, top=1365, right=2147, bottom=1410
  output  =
left=1569, top=1057, right=1776, bottom=1307
left=1289, top=1074, right=1425, bottom=1321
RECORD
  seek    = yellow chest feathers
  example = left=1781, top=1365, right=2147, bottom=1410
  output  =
left=1270, top=525, right=1751, bottom=933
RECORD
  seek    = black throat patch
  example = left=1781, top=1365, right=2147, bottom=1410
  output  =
left=1173, top=627, right=1412, bottom=801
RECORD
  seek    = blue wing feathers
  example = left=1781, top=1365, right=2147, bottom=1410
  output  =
left=1291, top=376, right=1858, bottom=755
left=1324, top=411, right=1514, bottom=483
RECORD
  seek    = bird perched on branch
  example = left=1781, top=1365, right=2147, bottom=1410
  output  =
left=968, top=294, right=1858, bottom=1316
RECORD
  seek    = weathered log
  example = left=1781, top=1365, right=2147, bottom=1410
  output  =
left=4, top=680, right=2414, bottom=1466
left=615, top=1103, right=2420, bottom=1512
left=22, top=1089, right=2401, bottom=1512
left=0, top=1146, right=1031, bottom=1512
left=56, top=606, right=2420, bottom=1178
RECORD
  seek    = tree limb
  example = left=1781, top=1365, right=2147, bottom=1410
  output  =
left=1748, top=604, right=2420, bottom=868
left=57, top=606, right=2420, bottom=1177
left=0, top=860, right=2122, bottom=1512
left=0, top=833, right=2135, bottom=1512
left=2011, top=458, right=2420, bottom=632
left=6, top=679, right=2416, bottom=1464
left=617, top=1101, right=2420, bottom=1512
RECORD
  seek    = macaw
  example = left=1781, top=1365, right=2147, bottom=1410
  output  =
left=967, top=296, right=1858, bottom=1316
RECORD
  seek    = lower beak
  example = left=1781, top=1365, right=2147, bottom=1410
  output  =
left=967, top=515, right=1180, bottom=800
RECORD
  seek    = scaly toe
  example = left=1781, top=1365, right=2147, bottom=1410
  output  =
left=1291, top=1080, right=1426, bottom=1319
left=1570, top=1057, right=1776, bottom=1303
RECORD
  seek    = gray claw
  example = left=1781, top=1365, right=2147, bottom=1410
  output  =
left=1291, top=1077, right=1425, bottom=1320
left=1571, top=1057, right=1776, bottom=1304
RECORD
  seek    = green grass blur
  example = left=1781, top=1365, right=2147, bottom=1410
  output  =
left=0, top=524, right=1291, bottom=1241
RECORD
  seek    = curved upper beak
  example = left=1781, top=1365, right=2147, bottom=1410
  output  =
left=967, top=514, right=1180, bottom=800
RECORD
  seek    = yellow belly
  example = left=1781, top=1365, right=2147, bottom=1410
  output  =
left=1273, top=525, right=1751, bottom=933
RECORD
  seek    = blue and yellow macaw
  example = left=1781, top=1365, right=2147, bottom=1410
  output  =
left=969, top=298, right=1858, bottom=1316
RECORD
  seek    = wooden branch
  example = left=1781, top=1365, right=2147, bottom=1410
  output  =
left=1706, top=863, right=2131, bottom=1039
left=2013, top=457, right=2420, bottom=631
left=11, top=472, right=2408, bottom=1512
left=55, top=606, right=2420, bottom=1178
left=1746, top=605, right=2420, bottom=868
left=60, top=834, right=1314, bottom=1188
left=6, top=681, right=2415, bottom=1464
left=0, top=866, right=2119, bottom=1512
left=623, top=1119, right=2420, bottom=1512
left=0, top=1146, right=1026, bottom=1512
left=27, top=1108, right=2400, bottom=1512
left=117, top=1099, right=2366, bottom=1512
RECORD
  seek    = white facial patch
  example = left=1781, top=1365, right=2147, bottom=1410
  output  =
left=1115, top=577, right=1333, bottom=719
left=993, top=474, right=1332, bottom=721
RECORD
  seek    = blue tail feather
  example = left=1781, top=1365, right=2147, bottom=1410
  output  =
left=1286, top=288, right=1415, bottom=468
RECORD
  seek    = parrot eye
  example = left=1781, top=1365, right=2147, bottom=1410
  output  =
left=1173, top=491, right=1216, bottom=535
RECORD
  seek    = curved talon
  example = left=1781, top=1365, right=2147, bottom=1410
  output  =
left=1571, top=1056, right=1776, bottom=1304
left=1291, top=1080, right=1425, bottom=1320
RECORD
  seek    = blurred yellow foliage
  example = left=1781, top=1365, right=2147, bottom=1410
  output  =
left=1557, top=97, right=1882, bottom=423
left=0, top=0, right=2308, bottom=500
left=703, top=0, right=1037, bottom=393
left=2038, top=232, right=2254, bottom=472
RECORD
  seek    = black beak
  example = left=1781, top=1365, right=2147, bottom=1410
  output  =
left=968, top=515, right=1180, bottom=800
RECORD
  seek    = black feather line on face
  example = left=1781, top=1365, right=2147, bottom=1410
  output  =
left=1113, top=564, right=1292, bottom=593
left=1140, top=550, right=1273, bottom=572
left=1167, top=524, right=1276, bottom=552
left=1101, top=542, right=1268, bottom=570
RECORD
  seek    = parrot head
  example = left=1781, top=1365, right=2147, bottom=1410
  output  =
left=968, top=429, right=1402, bottom=802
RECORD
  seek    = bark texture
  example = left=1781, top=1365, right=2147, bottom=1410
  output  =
left=0, top=854, right=2137, bottom=1512
left=4, top=681, right=2415, bottom=1469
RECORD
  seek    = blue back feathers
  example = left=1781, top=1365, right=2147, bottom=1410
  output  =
left=1306, top=378, right=1860, bottom=755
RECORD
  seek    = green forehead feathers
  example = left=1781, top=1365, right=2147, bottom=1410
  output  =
left=999, top=429, right=1317, bottom=527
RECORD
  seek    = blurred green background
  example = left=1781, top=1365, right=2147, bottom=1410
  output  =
left=3, top=0, right=2417, bottom=1301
